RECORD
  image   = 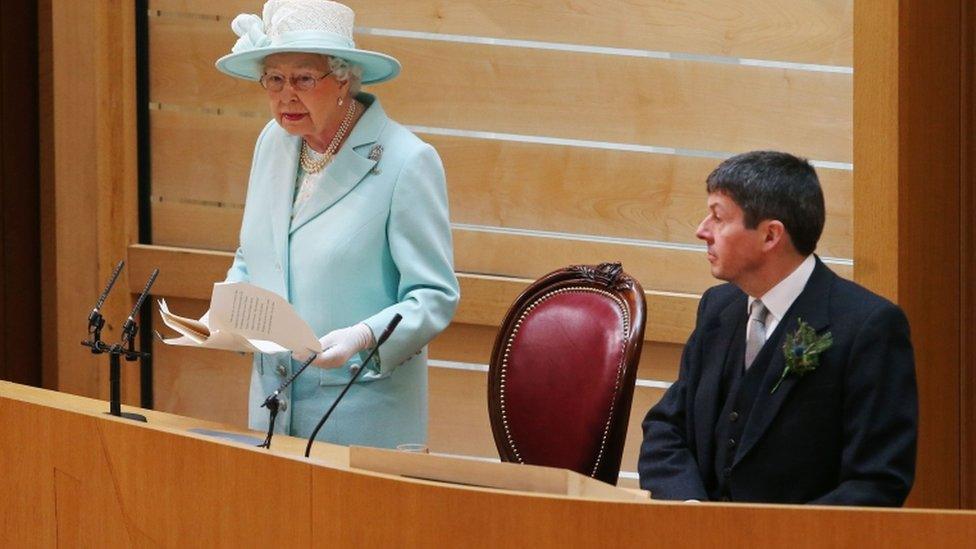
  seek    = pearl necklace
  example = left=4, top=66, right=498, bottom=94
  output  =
left=299, top=100, right=360, bottom=174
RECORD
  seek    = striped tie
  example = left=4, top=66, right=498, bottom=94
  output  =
left=745, top=300, right=769, bottom=370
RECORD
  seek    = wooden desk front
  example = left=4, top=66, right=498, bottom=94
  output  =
left=1, top=381, right=973, bottom=547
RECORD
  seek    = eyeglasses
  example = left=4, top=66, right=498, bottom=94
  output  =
left=259, top=71, right=334, bottom=92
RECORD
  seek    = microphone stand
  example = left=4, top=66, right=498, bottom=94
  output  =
left=107, top=268, right=158, bottom=422
left=304, top=314, right=402, bottom=458
left=82, top=259, right=125, bottom=354
left=257, top=351, right=321, bottom=449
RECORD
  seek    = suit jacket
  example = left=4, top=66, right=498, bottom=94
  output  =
left=638, top=258, right=917, bottom=505
left=226, top=94, right=460, bottom=447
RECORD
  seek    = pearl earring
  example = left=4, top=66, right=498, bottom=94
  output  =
left=337, top=96, right=344, bottom=106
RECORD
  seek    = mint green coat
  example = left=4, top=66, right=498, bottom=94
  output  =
left=226, top=95, right=459, bottom=448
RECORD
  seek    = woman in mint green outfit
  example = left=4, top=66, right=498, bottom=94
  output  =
left=215, top=0, right=459, bottom=448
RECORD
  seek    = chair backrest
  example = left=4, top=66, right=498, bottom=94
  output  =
left=487, top=263, right=646, bottom=485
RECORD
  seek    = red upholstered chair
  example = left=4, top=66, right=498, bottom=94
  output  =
left=487, top=262, right=646, bottom=485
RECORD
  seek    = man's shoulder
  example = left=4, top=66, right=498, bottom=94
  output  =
left=700, top=282, right=745, bottom=317
left=827, top=269, right=903, bottom=322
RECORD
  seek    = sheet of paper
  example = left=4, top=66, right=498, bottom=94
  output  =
left=157, top=283, right=320, bottom=355
left=209, top=282, right=322, bottom=353
left=158, top=299, right=210, bottom=342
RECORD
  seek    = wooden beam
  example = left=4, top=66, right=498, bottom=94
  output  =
left=961, top=0, right=976, bottom=511
left=854, top=0, right=963, bottom=509
left=48, top=1, right=139, bottom=401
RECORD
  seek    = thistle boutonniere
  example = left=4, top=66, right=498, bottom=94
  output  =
left=771, top=319, right=832, bottom=394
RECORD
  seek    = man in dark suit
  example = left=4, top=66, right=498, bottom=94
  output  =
left=638, top=151, right=917, bottom=506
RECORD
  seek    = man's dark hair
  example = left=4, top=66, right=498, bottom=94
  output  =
left=705, top=151, right=825, bottom=256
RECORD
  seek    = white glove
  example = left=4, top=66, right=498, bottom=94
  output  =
left=295, top=323, right=374, bottom=369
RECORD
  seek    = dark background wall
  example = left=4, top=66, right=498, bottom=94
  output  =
left=0, top=0, right=41, bottom=385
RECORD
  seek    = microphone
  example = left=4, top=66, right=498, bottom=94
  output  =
left=374, top=313, right=403, bottom=345
left=257, top=349, right=325, bottom=449
left=85, top=259, right=125, bottom=350
left=349, top=315, right=401, bottom=375
left=304, top=313, right=402, bottom=457
left=121, top=268, right=159, bottom=354
left=264, top=352, right=319, bottom=407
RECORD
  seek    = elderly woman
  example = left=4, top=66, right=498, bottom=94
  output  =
left=214, top=0, right=459, bottom=448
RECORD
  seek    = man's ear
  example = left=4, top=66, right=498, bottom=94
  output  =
left=761, top=220, right=787, bottom=251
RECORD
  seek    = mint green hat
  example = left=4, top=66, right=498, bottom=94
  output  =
left=215, top=0, right=400, bottom=85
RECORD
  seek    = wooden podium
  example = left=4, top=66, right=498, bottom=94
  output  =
left=2, top=381, right=974, bottom=547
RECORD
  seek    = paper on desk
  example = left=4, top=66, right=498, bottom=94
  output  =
left=158, top=282, right=322, bottom=355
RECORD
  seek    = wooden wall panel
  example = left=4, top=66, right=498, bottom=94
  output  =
left=38, top=0, right=57, bottom=390
left=128, top=244, right=699, bottom=345
left=150, top=109, right=854, bottom=258
left=428, top=366, right=494, bottom=458
left=433, top=136, right=852, bottom=257
left=128, top=244, right=235, bottom=299
left=453, top=273, right=697, bottom=345
left=853, top=2, right=898, bottom=299
left=430, top=322, right=683, bottom=383
left=451, top=228, right=854, bottom=294
left=854, top=0, right=963, bottom=509
left=51, top=2, right=101, bottom=397
left=149, top=16, right=853, bottom=163
left=147, top=198, right=853, bottom=297
left=150, top=199, right=241, bottom=250
left=149, top=108, right=260, bottom=205
left=150, top=0, right=853, bottom=66
left=963, top=0, right=976, bottom=511
left=48, top=1, right=140, bottom=403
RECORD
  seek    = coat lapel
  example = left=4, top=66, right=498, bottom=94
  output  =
left=269, top=132, right=301, bottom=295
left=693, top=291, right=747, bottom=470
left=289, top=95, right=387, bottom=234
left=733, top=258, right=834, bottom=466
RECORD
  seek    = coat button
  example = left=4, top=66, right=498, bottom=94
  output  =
left=279, top=400, right=288, bottom=412
left=276, top=363, right=287, bottom=376
left=729, top=411, right=739, bottom=422
left=275, top=262, right=282, bottom=272
left=728, top=438, right=736, bottom=448
left=723, top=467, right=732, bottom=479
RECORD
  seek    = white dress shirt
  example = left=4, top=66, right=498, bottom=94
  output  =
left=747, top=254, right=816, bottom=344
